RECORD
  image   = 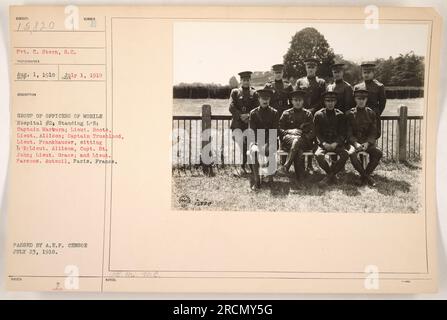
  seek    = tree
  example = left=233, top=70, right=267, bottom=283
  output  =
left=251, top=71, right=273, bottom=87
left=374, top=57, right=394, bottom=86
left=328, top=52, right=425, bottom=87
left=387, top=52, right=424, bottom=86
left=229, top=76, right=239, bottom=88
left=283, top=27, right=336, bottom=80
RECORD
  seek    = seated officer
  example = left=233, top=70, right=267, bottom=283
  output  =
left=277, top=90, right=315, bottom=180
left=248, top=88, right=279, bottom=190
left=346, top=88, right=383, bottom=187
left=313, top=90, right=349, bottom=185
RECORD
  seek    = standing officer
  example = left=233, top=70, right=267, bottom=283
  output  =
left=295, top=57, right=326, bottom=115
left=229, top=71, right=259, bottom=175
left=264, top=64, right=294, bottom=118
left=248, top=88, right=279, bottom=190
left=277, top=90, right=315, bottom=180
left=326, top=62, right=354, bottom=170
left=326, top=62, right=355, bottom=113
left=313, top=90, right=349, bottom=186
left=295, top=57, right=326, bottom=174
left=354, top=62, right=387, bottom=138
left=346, top=88, right=383, bottom=187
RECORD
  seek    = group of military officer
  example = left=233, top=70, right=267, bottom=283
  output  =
left=229, top=58, right=387, bottom=191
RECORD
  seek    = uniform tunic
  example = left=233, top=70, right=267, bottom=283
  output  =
left=249, top=106, right=279, bottom=144
left=326, top=79, right=355, bottom=113
left=345, top=106, right=383, bottom=175
left=354, top=79, right=387, bottom=138
left=345, top=107, right=377, bottom=145
left=229, top=86, right=259, bottom=130
left=295, top=76, right=326, bottom=114
left=264, top=79, right=294, bottom=117
left=354, top=80, right=386, bottom=116
left=313, top=108, right=349, bottom=175
left=313, top=108, right=346, bottom=146
left=278, top=107, right=314, bottom=151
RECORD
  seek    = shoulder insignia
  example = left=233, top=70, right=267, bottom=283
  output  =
left=354, top=82, right=366, bottom=90
left=250, top=107, right=259, bottom=115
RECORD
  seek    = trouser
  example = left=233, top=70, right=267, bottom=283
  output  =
left=315, top=145, right=349, bottom=176
left=349, top=144, right=383, bottom=177
left=282, top=135, right=311, bottom=178
left=376, top=115, right=382, bottom=139
left=292, top=156, right=306, bottom=179
left=249, top=142, right=275, bottom=185
left=232, top=129, right=248, bottom=166
left=249, top=143, right=270, bottom=186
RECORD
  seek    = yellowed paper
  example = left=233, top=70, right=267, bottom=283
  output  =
left=6, top=5, right=442, bottom=293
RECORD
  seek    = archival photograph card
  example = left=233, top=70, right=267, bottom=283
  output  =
left=6, top=5, right=442, bottom=293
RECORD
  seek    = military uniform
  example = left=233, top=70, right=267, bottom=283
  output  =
left=346, top=107, right=377, bottom=146
left=346, top=88, right=383, bottom=185
left=264, top=79, right=293, bottom=117
left=354, top=79, right=386, bottom=115
left=249, top=105, right=279, bottom=144
left=327, top=80, right=355, bottom=113
left=278, top=90, right=315, bottom=178
left=279, top=107, right=314, bottom=151
left=295, top=76, right=326, bottom=114
left=354, top=62, right=387, bottom=138
left=264, top=63, right=294, bottom=118
left=229, top=71, right=259, bottom=169
left=313, top=91, right=349, bottom=179
left=229, top=86, right=259, bottom=130
left=328, top=62, right=355, bottom=113
left=248, top=89, right=279, bottom=189
left=314, top=107, right=347, bottom=149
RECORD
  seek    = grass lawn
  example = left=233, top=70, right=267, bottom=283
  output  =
left=172, top=161, right=422, bottom=213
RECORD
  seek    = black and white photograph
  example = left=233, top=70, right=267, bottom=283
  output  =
left=171, top=20, right=427, bottom=213
left=1, top=3, right=444, bottom=297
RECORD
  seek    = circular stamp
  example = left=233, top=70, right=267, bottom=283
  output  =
left=178, top=195, right=191, bottom=208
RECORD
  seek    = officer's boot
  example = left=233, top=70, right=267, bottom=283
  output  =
left=278, top=140, right=299, bottom=175
left=241, top=139, right=249, bottom=174
left=315, top=154, right=332, bottom=186
left=364, top=159, right=380, bottom=187
left=315, top=154, right=331, bottom=175
left=293, top=154, right=305, bottom=181
left=250, top=163, right=261, bottom=190
left=307, top=160, right=315, bottom=175
left=349, top=153, right=367, bottom=185
left=334, top=153, right=346, bottom=173
left=241, top=159, right=248, bottom=175
left=329, top=151, right=348, bottom=183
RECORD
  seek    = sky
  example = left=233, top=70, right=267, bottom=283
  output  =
left=173, top=21, right=429, bottom=85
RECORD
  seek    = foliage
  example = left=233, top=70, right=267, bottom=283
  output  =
left=283, top=27, right=336, bottom=79
left=229, top=76, right=239, bottom=88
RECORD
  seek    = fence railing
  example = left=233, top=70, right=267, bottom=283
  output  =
left=173, top=86, right=424, bottom=99
left=172, top=105, right=422, bottom=167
